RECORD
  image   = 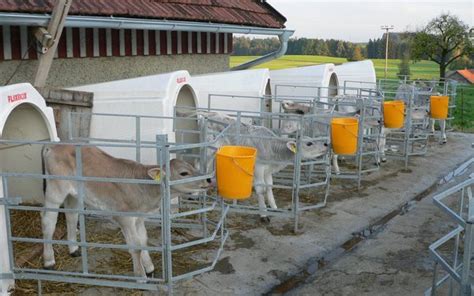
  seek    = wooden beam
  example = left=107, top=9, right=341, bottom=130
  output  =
left=34, top=0, right=72, bottom=87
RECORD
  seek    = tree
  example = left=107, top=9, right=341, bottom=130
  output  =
left=411, top=13, right=473, bottom=79
left=335, top=41, right=345, bottom=57
left=348, top=45, right=364, bottom=61
left=397, top=54, right=411, bottom=79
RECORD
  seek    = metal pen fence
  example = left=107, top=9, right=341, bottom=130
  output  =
left=273, top=84, right=384, bottom=188
left=177, top=98, right=332, bottom=232
left=426, top=177, right=474, bottom=296
left=344, top=79, right=458, bottom=169
left=0, top=113, right=230, bottom=295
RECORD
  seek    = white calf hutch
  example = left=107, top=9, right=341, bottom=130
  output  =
left=335, top=60, right=377, bottom=92
left=191, top=69, right=272, bottom=114
left=0, top=83, right=59, bottom=294
left=270, top=64, right=339, bottom=104
left=69, top=71, right=199, bottom=164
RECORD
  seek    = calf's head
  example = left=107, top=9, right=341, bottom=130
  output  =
left=282, top=100, right=310, bottom=114
left=281, top=118, right=300, bottom=134
left=147, top=159, right=211, bottom=194
left=286, top=137, right=328, bottom=159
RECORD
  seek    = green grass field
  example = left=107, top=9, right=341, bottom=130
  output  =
left=230, top=55, right=474, bottom=129
left=230, top=55, right=439, bottom=80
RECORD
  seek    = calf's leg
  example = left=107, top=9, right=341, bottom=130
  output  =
left=430, top=118, right=436, bottom=133
left=332, top=154, right=340, bottom=175
left=64, top=195, right=80, bottom=256
left=379, top=127, right=387, bottom=162
left=440, top=119, right=447, bottom=144
left=135, top=218, right=155, bottom=276
left=117, top=217, right=147, bottom=278
left=42, top=182, right=69, bottom=269
left=254, top=165, right=269, bottom=222
left=41, top=199, right=62, bottom=269
left=264, top=172, right=277, bottom=210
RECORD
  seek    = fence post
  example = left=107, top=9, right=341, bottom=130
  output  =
left=0, top=177, right=14, bottom=294
left=157, top=134, right=173, bottom=294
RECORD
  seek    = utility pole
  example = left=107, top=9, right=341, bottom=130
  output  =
left=381, top=25, right=394, bottom=79
left=34, top=0, right=72, bottom=87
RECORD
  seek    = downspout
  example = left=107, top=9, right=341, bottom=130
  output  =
left=0, top=12, right=294, bottom=71
left=231, top=30, right=294, bottom=71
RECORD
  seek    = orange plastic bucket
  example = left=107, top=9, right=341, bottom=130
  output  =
left=216, top=146, right=257, bottom=200
left=383, top=100, right=405, bottom=128
left=430, top=96, right=449, bottom=119
left=331, top=117, right=359, bottom=155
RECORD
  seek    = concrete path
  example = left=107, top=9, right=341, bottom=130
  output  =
left=287, top=156, right=474, bottom=295
left=173, top=133, right=474, bottom=295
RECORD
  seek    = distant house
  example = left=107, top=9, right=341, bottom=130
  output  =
left=446, top=69, right=474, bottom=84
left=0, top=0, right=287, bottom=87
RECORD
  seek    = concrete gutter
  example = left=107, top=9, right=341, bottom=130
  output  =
left=0, top=12, right=294, bottom=71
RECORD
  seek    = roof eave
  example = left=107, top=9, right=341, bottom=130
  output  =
left=0, top=12, right=293, bottom=36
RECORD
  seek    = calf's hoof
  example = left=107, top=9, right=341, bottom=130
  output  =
left=441, top=140, right=447, bottom=145
left=70, top=249, right=81, bottom=257
left=260, top=216, right=271, bottom=223
left=43, top=264, right=55, bottom=270
left=146, top=271, right=155, bottom=278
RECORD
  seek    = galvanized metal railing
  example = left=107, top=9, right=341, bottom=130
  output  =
left=427, top=178, right=474, bottom=296
left=273, top=84, right=384, bottom=188
left=0, top=113, right=231, bottom=295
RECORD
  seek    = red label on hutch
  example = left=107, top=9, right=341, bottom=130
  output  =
left=7, top=92, right=27, bottom=103
left=176, top=77, right=186, bottom=84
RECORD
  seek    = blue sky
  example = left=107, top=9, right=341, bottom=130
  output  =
left=269, top=0, right=473, bottom=42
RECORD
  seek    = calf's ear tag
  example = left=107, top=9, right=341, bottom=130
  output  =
left=290, top=146, right=297, bottom=154
left=154, top=172, right=161, bottom=182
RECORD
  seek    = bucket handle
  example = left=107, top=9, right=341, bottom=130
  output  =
left=341, top=125, right=359, bottom=139
left=386, top=104, right=405, bottom=116
left=232, top=158, right=254, bottom=177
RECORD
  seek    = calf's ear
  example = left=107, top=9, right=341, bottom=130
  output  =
left=148, top=167, right=164, bottom=181
left=286, top=141, right=297, bottom=154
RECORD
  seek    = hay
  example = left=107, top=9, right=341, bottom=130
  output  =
left=8, top=206, right=222, bottom=295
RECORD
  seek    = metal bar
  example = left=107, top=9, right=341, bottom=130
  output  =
left=157, top=134, right=173, bottom=294
left=136, top=116, right=141, bottom=162
left=460, top=222, right=473, bottom=295
left=13, top=267, right=164, bottom=283
left=75, top=146, right=89, bottom=274
left=12, top=272, right=161, bottom=291
left=10, top=236, right=163, bottom=252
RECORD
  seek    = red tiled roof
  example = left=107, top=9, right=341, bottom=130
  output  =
left=0, top=0, right=286, bottom=29
left=457, top=69, right=474, bottom=84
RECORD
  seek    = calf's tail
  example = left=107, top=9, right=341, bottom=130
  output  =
left=41, top=145, right=51, bottom=195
